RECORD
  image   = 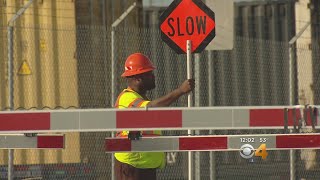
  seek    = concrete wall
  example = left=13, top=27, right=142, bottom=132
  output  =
left=296, top=0, right=318, bottom=173
left=295, top=0, right=314, bottom=106
left=311, top=0, right=320, bottom=104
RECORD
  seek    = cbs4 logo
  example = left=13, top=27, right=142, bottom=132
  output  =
left=240, top=144, right=268, bottom=160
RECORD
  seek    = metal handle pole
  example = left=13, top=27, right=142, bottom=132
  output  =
left=187, top=43, right=192, bottom=106
left=187, top=40, right=193, bottom=180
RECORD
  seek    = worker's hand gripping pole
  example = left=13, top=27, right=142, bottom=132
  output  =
left=128, top=131, right=142, bottom=140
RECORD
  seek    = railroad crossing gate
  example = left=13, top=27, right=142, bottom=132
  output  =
left=105, top=134, right=320, bottom=152
left=0, top=106, right=319, bottom=153
left=0, top=134, right=64, bottom=149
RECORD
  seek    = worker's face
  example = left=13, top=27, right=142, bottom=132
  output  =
left=140, top=71, right=155, bottom=90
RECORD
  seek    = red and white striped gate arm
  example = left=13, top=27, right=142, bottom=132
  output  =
left=0, top=134, right=64, bottom=149
left=105, top=133, right=320, bottom=152
left=0, top=106, right=318, bottom=133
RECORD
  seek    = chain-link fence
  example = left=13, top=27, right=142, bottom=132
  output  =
left=2, top=26, right=319, bottom=109
left=1, top=25, right=320, bottom=179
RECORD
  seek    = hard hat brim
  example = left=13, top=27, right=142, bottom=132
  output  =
left=121, top=67, right=155, bottom=77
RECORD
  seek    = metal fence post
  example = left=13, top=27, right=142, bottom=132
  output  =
left=194, top=53, right=200, bottom=180
left=207, top=50, right=216, bottom=180
left=111, top=29, right=116, bottom=107
left=7, top=26, right=14, bottom=111
left=111, top=2, right=136, bottom=106
left=6, top=1, right=35, bottom=179
left=288, top=45, right=294, bottom=106
left=288, top=21, right=310, bottom=180
left=110, top=3, right=136, bottom=180
left=7, top=27, right=14, bottom=180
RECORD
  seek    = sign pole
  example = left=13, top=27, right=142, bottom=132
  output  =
left=187, top=40, right=192, bottom=107
left=187, top=40, right=193, bottom=180
left=159, top=0, right=216, bottom=178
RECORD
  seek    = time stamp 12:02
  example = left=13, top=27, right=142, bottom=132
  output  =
left=240, top=137, right=268, bottom=143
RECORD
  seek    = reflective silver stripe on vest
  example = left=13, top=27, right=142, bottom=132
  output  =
left=131, top=98, right=145, bottom=107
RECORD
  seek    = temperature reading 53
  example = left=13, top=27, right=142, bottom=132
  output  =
left=260, top=138, right=268, bottom=143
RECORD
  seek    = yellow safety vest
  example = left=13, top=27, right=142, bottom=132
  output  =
left=114, top=88, right=166, bottom=169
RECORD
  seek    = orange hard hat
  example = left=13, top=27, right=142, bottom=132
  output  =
left=121, top=53, right=156, bottom=77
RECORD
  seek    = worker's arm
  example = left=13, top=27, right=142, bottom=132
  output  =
left=147, top=79, right=195, bottom=107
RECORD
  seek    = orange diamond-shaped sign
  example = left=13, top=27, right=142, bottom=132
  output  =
left=160, top=0, right=216, bottom=54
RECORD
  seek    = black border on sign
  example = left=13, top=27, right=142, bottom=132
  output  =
left=192, top=0, right=216, bottom=53
left=159, top=0, right=185, bottom=54
left=159, top=0, right=216, bottom=54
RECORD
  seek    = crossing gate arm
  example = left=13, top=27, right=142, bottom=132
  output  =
left=0, top=134, right=64, bottom=149
left=105, top=133, right=320, bottom=152
left=0, top=105, right=319, bottom=133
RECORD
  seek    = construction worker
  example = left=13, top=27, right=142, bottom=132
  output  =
left=114, top=53, right=195, bottom=180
